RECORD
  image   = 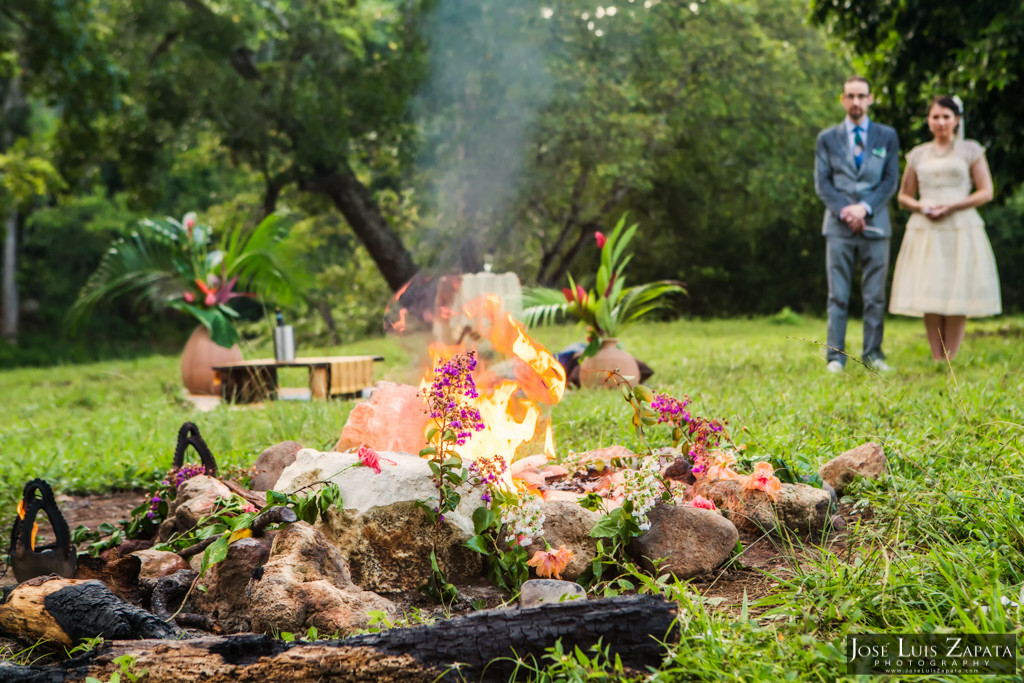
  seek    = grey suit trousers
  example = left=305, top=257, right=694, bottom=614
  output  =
left=826, top=235, right=889, bottom=364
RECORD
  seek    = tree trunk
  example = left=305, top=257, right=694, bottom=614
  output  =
left=1, top=206, right=17, bottom=343
left=1, top=74, right=23, bottom=344
left=308, top=165, right=418, bottom=293
left=0, top=594, right=676, bottom=682
left=313, top=297, right=341, bottom=345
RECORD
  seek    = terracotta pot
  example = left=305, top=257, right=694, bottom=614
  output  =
left=579, top=338, right=640, bottom=389
left=180, top=325, right=243, bottom=395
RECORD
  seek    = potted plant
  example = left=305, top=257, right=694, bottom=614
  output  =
left=522, top=215, right=685, bottom=388
left=68, top=211, right=301, bottom=393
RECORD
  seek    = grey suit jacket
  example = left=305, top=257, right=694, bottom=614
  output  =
left=814, top=122, right=900, bottom=239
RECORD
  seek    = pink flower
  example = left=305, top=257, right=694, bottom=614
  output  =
left=706, top=451, right=742, bottom=481
left=183, top=212, right=197, bottom=230
left=743, top=461, right=783, bottom=500
left=690, top=495, right=716, bottom=511
left=183, top=291, right=195, bottom=303
left=242, top=504, right=257, bottom=513
left=527, top=545, right=573, bottom=579
left=595, top=231, right=607, bottom=249
left=357, top=445, right=381, bottom=474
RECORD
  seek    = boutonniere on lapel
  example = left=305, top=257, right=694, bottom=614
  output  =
left=872, top=147, right=887, bottom=159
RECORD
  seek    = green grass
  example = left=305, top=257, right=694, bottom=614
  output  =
left=2, top=314, right=1023, bottom=680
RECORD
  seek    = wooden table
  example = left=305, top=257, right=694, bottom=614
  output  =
left=213, top=355, right=384, bottom=403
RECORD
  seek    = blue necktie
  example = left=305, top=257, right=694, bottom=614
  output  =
left=854, top=126, right=864, bottom=169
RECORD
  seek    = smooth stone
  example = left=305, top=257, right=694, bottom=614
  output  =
left=172, top=475, right=232, bottom=530
left=250, top=441, right=303, bottom=491
left=131, top=548, right=190, bottom=579
left=818, top=442, right=888, bottom=496
left=628, top=504, right=738, bottom=579
left=525, top=501, right=600, bottom=581
left=520, top=579, right=586, bottom=607
left=774, top=483, right=833, bottom=534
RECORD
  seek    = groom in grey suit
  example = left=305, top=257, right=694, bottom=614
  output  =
left=814, top=76, right=900, bottom=372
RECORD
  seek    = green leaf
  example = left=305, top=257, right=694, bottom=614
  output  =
left=419, top=446, right=437, bottom=457
left=425, top=427, right=439, bottom=442
left=201, top=536, right=229, bottom=574
left=465, top=534, right=491, bottom=555
left=472, top=506, right=499, bottom=534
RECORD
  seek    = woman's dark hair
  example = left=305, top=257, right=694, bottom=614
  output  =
left=929, top=95, right=961, bottom=117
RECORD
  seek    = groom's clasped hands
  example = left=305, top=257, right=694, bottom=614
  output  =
left=839, top=203, right=867, bottom=233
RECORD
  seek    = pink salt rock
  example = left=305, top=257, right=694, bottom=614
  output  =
left=509, top=454, right=552, bottom=476
left=574, top=446, right=636, bottom=470
left=540, top=490, right=583, bottom=503
left=540, top=464, right=570, bottom=480
left=513, top=468, right=546, bottom=489
left=334, top=382, right=430, bottom=454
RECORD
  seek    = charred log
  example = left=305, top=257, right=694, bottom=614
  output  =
left=0, top=577, right=178, bottom=648
left=0, top=594, right=676, bottom=682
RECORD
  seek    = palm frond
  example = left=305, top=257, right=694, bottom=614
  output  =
left=521, top=287, right=572, bottom=328
left=66, top=232, right=183, bottom=331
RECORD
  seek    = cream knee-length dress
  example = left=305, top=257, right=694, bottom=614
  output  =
left=889, top=139, right=1002, bottom=317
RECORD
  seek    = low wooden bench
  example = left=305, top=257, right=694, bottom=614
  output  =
left=213, top=355, right=384, bottom=403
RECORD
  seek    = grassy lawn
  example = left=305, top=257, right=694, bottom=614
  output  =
left=2, top=314, right=1023, bottom=680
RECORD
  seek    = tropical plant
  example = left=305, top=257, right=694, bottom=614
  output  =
left=521, top=215, right=685, bottom=355
left=68, top=211, right=302, bottom=348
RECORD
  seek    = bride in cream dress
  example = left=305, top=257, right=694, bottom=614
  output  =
left=888, top=95, right=1000, bottom=360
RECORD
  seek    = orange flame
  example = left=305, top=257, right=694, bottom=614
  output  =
left=421, top=295, right=565, bottom=466
left=16, top=499, right=38, bottom=551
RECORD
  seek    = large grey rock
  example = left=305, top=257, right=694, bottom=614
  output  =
left=818, top=442, right=888, bottom=496
left=775, top=483, right=833, bottom=535
left=628, top=504, right=738, bottom=579
left=320, top=503, right=482, bottom=593
left=525, top=501, right=600, bottom=581
left=275, top=450, right=483, bottom=537
left=275, top=449, right=486, bottom=592
left=248, top=522, right=395, bottom=635
left=250, top=441, right=303, bottom=491
left=173, top=475, right=232, bottom=530
left=520, top=579, right=586, bottom=607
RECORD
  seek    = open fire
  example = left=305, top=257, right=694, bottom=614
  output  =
left=419, top=295, right=566, bottom=465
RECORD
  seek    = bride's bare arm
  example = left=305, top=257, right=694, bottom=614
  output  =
left=949, top=154, right=995, bottom=211
left=897, top=164, right=924, bottom=213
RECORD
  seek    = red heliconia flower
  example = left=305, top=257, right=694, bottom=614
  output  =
left=575, top=284, right=587, bottom=304
left=562, top=287, right=575, bottom=304
left=595, top=231, right=607, bottom=248
left=195, top=278, right=218, bottom=307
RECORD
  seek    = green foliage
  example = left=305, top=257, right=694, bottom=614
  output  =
left=69, top=211, right=302, bottom=348
left=415, top=455, right=467, bottom=604
left=265, top=483, right=342, bottom=526
left=84, top=654, right=147, bottom=683
left=809, top=0, right=1024, bottom=196
left=522, top=215, right=685, bottom=346
left=465, top=502, right=530, bottom=594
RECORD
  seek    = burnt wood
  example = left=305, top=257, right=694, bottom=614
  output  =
left=8, top=480, right=77, bottom=583
left=0, top=594, right=676, bottom=682
left=173, top=422, right=218, bottom=476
